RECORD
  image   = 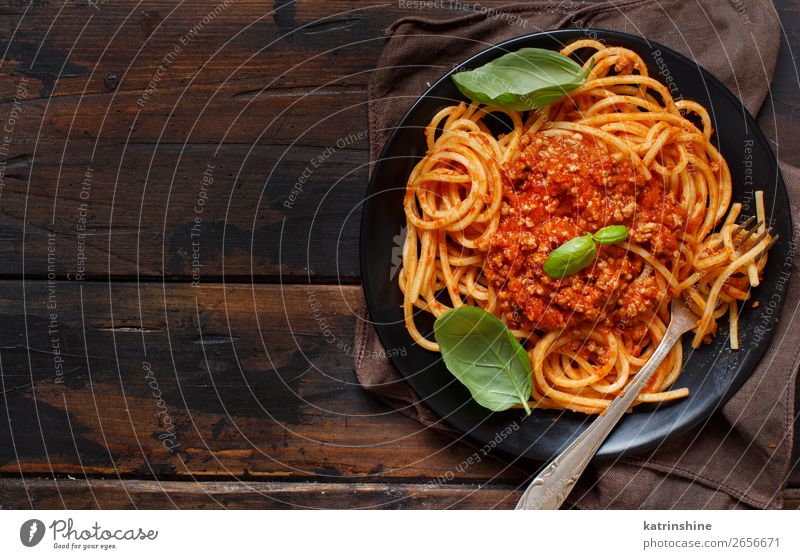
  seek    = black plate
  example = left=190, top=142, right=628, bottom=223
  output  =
left=360, top=29, right=792, bottom=461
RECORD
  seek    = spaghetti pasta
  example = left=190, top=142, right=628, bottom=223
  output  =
left=398, top=40, right=774, bottom=414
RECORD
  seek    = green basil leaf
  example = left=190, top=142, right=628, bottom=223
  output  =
left=452, top=48, right=592, bottom=111
left=543, top=234, right=597, bottom=279
left=592, top=224, right=629, bottom=245
left=434, top=306, right=532, bottom=415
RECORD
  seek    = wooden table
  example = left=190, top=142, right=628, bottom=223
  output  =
left=0, top=0, right=797, bottom=509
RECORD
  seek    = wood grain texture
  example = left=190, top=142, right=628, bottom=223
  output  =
left=0, top=1, right=388, bottom=281
left=0, top=478, right=522, bottom=509
left=0, top=140, right=367, bottom=281
left=0, top=281, right=528, bottom=483
left=0, top=478, right=797, bottom=510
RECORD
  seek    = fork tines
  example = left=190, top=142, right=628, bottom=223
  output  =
left=733, top=217, right=775, bottom=253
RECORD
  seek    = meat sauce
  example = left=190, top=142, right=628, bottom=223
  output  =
left=484, top=132, right=685, bottom=333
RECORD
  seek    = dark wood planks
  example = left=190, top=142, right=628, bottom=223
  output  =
left=0, top=1, right=392, bottom=281
left=0, top=478, right=797, bottom=509
left=0, top=280, right=528, bottom=483
left=0, top=140, right=367, bottom=280
left=0, top=1, right=394, bottom=104
left=0, top=478, right=522, bottom=509
left=1, top=1, right=799, bottom=280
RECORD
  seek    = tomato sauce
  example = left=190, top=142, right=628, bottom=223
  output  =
left=484, top=132, right=685, bottom=333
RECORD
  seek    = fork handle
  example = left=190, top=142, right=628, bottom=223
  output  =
left=515, top=325, right=684, bottom=510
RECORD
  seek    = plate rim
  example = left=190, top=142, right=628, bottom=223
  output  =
left=359, top=27, right=792, bottom=461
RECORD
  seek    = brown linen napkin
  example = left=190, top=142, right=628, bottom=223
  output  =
left=356, top=0, right=798, bottom=508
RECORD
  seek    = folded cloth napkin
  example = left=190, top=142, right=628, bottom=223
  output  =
left=356, top=0, right=799, bottom=508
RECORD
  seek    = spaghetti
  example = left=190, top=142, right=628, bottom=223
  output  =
left=398, top=40, right=775, bottom=414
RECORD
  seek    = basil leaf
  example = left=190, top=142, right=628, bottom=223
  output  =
left=592, top=225, right=629, bottom=245
left=543, top=234, right=597, bottom=279
left=434, top=306, right=532, bottom=415
left=452, top=48, right=592, bottom=111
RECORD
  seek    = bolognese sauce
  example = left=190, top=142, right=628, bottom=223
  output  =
left=483, top=132, right=685, bottom=334
left=399, top=42, right=774, bottom=413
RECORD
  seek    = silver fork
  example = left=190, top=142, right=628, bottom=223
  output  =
left=515, top=299, right=699, bottom=510
left=732, top=216, right=777, bottom=255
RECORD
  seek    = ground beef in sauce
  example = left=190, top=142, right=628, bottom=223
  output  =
left=483, top=132, right=684, bottom=333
